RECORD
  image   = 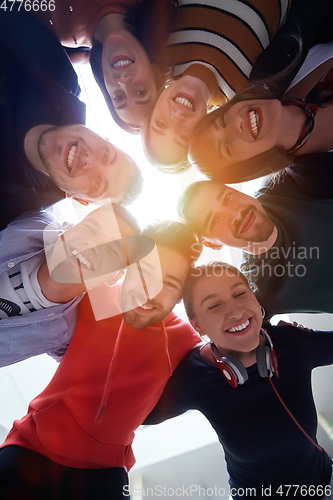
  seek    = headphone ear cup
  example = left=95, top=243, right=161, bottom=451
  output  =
left=223, top=354, right=248, bottom=387
left=256, top=344, right=271, bottom=377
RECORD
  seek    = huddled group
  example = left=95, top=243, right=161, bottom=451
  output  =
left=1, top=1, right=333, bottom=499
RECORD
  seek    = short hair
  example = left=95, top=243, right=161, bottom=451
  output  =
left=177, top=180, right=217, bottom=227
left=141, top=103, right=192, bottom=174
left=111, top=203, right=141, bottom=233
left=142, top=220, right=202, bottom=265
left=119, top=159, right=144, bottom=206
left=183, top=262, right=257, bottom=320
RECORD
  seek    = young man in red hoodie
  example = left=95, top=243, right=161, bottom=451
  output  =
left=0, top=221, right=202, bottom=500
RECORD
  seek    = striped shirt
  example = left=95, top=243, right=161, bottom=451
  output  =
left=167, top=0, right=291, bottom=102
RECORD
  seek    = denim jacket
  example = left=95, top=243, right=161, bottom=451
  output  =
left=0, top=211, right=82, bottom=367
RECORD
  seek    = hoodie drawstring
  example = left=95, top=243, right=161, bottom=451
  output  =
left=95, top=318, right=173, bottom=423
left=161, top=320, right=172, bottom=377
left=95, top=318, right=126, bottom=423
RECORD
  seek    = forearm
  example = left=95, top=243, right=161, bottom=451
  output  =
left=37, top=260, right=86, bottom=303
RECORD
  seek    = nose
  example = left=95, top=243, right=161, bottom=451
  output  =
left=231, top=114, right=243, bottom=135
left=170, top=108, right=186, bottom=122
left=117, top=74, right=132, bottom=85
left=81, top=150, right=92, bottom=171
left=225, top=303, right=244, bottom=321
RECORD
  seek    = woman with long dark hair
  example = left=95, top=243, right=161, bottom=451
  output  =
left=189, top=41, right=333, bottom=187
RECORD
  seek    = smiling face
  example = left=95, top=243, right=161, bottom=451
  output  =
left=206, top=99, right=283, bottom=168
left=185, top=182, right=274, bottom=248
left=46, top=205, right=138, bottom=286
left=38, top=124, right=135, bottom=202
left=190, top=271, right=262, bottom=356
left=102, top=31, right=158, bottom=126
left=121, top=244, right=190, bottom=328
left=147, top=75, right=210, bottom=164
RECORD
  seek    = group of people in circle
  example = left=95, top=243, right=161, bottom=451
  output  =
left=1, top=1, right=333, bottom=499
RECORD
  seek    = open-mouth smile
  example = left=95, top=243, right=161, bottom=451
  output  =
left=66, top=143, right=78, bottom=173
left=226, top=318, right=251, bottom=335
left=71, top=249, right=93, bottom=270
left=112, top=56, right=134, bottom=69
left=173, top=93, right=195, bottom=111
left=248, top=110, right=259, bottom=138
left=133, top=294, right=156, bottom=312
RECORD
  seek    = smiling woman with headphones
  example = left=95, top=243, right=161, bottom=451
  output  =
left=145, top=262, right=333, bottom=500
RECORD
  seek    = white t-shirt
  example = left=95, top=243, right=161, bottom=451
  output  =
left=0, top=254, right=58, bottom=319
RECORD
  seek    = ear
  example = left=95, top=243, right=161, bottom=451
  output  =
left=202, top=240, right=223, bottom=251
left=66, top=193, right=90, bottom=206
left=176, top=298, right=182, bottom=304
left=189, top=318, right=202, bottom=334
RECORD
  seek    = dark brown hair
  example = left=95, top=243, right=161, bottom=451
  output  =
left=90, top=0, right=176, bottom=133
left=143, top=220, right=202, bottom=265
left=188, top=83, right=293, bottom=183
left=183, top=262, right=257, bottom=320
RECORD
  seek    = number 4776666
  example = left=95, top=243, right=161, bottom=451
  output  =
left=0, top=0, right=55, bottom=11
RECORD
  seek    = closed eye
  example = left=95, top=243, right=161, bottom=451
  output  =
left=178, top=131, right=189, bottom=143
left=234, top=292, right=246, bottom=298
left=163, top=280, right=179, bottom=290
left=208, top=303, right=220, bottom=310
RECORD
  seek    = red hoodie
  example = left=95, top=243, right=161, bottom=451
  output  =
left=3, top=292, right=201, bottom=470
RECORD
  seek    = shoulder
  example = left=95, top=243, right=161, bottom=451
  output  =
left=5, top=210, right=60, bottom=232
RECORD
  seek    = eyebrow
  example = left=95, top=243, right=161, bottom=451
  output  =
left=201, top=293, right=218, bottom=306
left=110, top=150, right=118, bottom=165
left=151, top=126, right=187, bottom=149
left=114, top=97, right=151, bottom=110
left=114, top=103, right=127, bottom=110
left=140, top=259, right=157, bottom=274
left=202, top=186, right=227, bottom=232
left=134, top=97, right=151, bottom=105
left=200, top=282, right=246, bottom=305
left=151, top=125, right=165, bottom=136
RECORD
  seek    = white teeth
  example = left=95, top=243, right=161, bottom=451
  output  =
left=71, top=249, right=93, bottom=270
left=174, top=96, right=193, bottom=110
left=249, top=110, right=259, bottom=138
left=67, top=144, right=77, bottom=170
left=227, top=319, right=250, bottom=333
left=134, top=295, right=154, bottom=310
left=113, top=59, right=133, bottom=68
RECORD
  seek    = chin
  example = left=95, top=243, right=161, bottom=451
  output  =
left=122, top=310, right=155, bottom=329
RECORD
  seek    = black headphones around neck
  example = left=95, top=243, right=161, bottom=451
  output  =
left=209, top=329, right=279, bottom=388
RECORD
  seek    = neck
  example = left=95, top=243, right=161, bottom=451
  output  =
left=213, top=334, right=265, bottom=368
left=93, top=13, right=127, bottom=44
left=24, top=125, right=52, bottom=173
left=279, top=104, right=307, bottom=151
left=243, top=225, right=278, bottom=255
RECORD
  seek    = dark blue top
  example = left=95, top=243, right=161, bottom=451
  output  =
left=241, top=175, right=333, bottom=318
left=0, top=8, right=85, bottom=229
left=145, top=324, right=333, bottom=499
